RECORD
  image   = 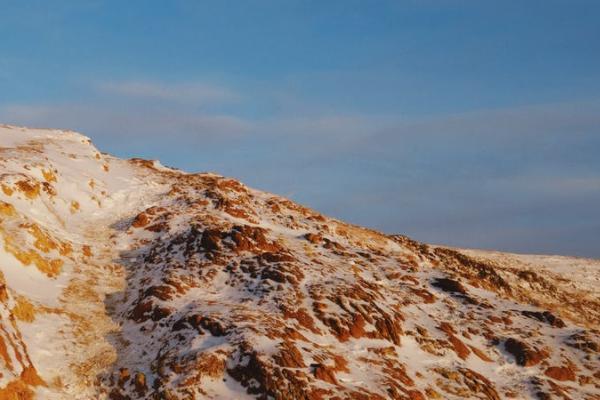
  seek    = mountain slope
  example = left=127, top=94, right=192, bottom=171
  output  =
left=0, top=124, right=598, bottom=400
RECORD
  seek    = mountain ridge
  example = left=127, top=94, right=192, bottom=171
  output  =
left=0, top=124, right=598, bottom=400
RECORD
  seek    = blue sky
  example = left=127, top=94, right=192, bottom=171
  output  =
left=1, top=0, right=599, bottom=257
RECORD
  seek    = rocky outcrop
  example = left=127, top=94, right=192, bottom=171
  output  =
left=0, top=125, right=599, bottom=400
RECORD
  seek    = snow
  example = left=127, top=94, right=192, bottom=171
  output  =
left=0, top=124, right=599, bottom=399
left=0, top=247, right=67, bottom=307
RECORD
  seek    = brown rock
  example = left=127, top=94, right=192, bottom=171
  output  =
left=304, top=233, right=322, bottom=244
left=118, top=368, right=130, bottom=387
left=469, top=345, right=493, bottom=362
left=130, top=300, right=153, bottom=322
left=431, top=277, right=467, bottom=294
left=131, top=212, right=150, bottom=228
left=82, top=245, right=92, bottom=257
left=144, top=285, right=174, bottom=301
left=349, top=313, right=366, bottom=338
left=407, top=390, right=426, bottom=400
left=313, top=364, right=338, bottom=385
left=521, top=310, right=566, bottom=328
left=200, top=229, right=222, bottom=251
left=275, top=341, right=306, bottom=368
left=504, top=338, right=549, bottom=366
left=134, top=372, right=147, bottom=395
left=410, top=288, right=436, bottom=304
left=151, top=306, right=172, bottom=321
left=544, top=366, right=576, bottom=381
left=460, top=368, right=500, bottom=400
left=108, top=389, right=129, bottom=400
left=447, top=334, right=471, bottom=360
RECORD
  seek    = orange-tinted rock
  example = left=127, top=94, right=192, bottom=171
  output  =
left=349, top=314, right=366, bottom=338
left=445, top=332, right=471, bottom=360
left=304, top=233, right=322, bottom=244
left=460, top=368, right=500, bottom=400
left=410, top=288, right=436, bottom=304
left=374, top=315, right=403, bottom=345
left=275, top=341, right=306, bottom=368
left=407, top=390, right=426, bottom=400
left=544, top=366, right=576, bottom=381
left=82, top=245, right=92, bottom=257
left=313, top=364, right=338, bottom=385
left=438, top=322, right=456, bottom=336
left=131, top=212, right=150, bottom=228
left=469, top=345, right=493, bottom=362
left=282, top=306, right=320, bottom=334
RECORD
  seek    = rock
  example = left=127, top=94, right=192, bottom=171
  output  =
left=349, top=313, right=366, bottom=338
left=406, top=390, right=426, bottom=400
left=108, top=389, right=130, bottom=400
left=304, top=233, right=322, bottom=244
left=432, top=277, right=467, bottom=294
left=275, top=341, right=306, bottom=368
left=544, top=366, right=576, bottom=381
left=151, top=306, right=172, bottom=321
left=504, top=338, right=549, bottom=366
left=313, top=364, right=338, bottom=385
left=134, top=372, right=147, bottom=395
left=131, top=212, right=150, bottom=228
left=566, top=331, right=598, bottom=353
left=200, top=229, right=222, bottom=251
left=118, top=368, right=130, bottom=387
left=130, top=300, right=153, bottom=322
left=521, top=310, right=566, bottom=328
left=447, top=334, right=471, bottom=360
left=144, top=285, right=174, bottom=301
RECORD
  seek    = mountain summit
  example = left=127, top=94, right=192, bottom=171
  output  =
left=0, top=124, right=598, bottom=400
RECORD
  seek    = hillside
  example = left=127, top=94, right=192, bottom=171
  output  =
left=0, top=124, right=598, bottom=400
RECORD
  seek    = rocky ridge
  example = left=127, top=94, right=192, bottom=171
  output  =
left=0, top=124, right=598, bottom=400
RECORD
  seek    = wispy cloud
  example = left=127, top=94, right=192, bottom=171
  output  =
left=0, top=103, right=250, bottom=139
left=96, top=81, right=241, bottom=105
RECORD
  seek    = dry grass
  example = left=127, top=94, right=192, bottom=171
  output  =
left=12, top=296, right=36, bottom=322
left=14, top=180, right=40, bottom=199
left=1, top=185, right=13, bottom=196
left=2, top=231, right=63, bottom=277
left=0, top=201, right=16, bottom=217
left=41, top=169, right=57, bottom=183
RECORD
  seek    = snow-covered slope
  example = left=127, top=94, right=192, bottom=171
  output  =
left=0, top=124, right=598, bottom=400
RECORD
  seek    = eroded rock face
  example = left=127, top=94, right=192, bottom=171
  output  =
left=0, top=125, right=599, bottom=400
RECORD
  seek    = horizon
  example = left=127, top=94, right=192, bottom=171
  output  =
left=1, top=1, right=599, bottom=257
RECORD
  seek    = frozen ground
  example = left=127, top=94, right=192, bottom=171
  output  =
left=0, top=124, right=598, bottom=399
